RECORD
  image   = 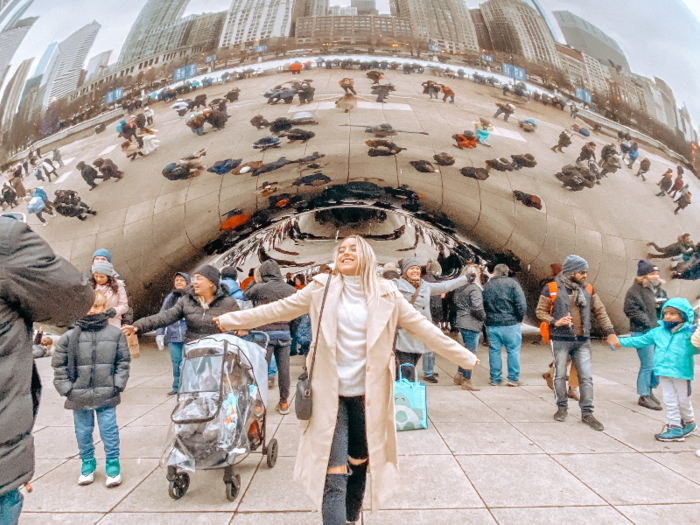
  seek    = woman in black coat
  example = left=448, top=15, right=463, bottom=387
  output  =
left=623, top=261, right=667, bottom=411
left=123, top=265, right=240, bottom=343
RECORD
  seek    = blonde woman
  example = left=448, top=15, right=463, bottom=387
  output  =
left=215, top=235, right=477, bottom=525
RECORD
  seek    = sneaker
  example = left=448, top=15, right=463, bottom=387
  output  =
left=268, top=377, right=276, bottom=388
left=167, top=389, right=178, bottom=396
left=582, top=414, right=604, bottom=432
left=506, top=380, right=521, bottom=387
left=423, top=375, right=438, bottom=384
left=638, top=395, right=662, bottom=411
left=554, top=407, right=568, bottom=422
left=489, top=379, right=502, bottom=386
left=682, top=421, right=697, bottom=436
left=276, top=402, right=290, bottom=415
left=78, top=458, right=96, bottom=485
left=649, top=391, right=661, bottom=405
left=655, top=425, right=685, bottom=442
left=105, top=459, right=121, bottom=488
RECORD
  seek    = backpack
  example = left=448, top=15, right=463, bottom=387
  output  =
left=539, top=281, right=593, bottom=343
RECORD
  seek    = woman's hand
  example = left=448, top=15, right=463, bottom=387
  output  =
left=213, top=316, right=223, bottom=332
left=121, top=325, right=138, bottom=337
left=234, top=330, right=249, bottom=337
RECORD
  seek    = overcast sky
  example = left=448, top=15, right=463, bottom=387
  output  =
left=3, top=0, right=700, bottom=132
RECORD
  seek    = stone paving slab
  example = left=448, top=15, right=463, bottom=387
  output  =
left=18, top=340, right=700, bottom=524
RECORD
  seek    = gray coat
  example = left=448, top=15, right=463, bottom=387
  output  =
left=453, top=281, right=485, bottom=332
left=395, top=276, right=468, bottom=354
left=0, top=217, right=94, bottom=496
left=52, top=318, right=131, bottom=410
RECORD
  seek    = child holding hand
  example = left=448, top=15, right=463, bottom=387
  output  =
left=615, top=298, right=699, bottom=442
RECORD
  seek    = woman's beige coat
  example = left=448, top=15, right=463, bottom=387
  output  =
left=217, top=273, right=477, bottom=510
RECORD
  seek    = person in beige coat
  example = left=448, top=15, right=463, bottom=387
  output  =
left=216, top=235, right=477, bottom=524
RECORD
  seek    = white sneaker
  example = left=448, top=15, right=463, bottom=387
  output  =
left=106, top=473, right=122, bottom=488
left=78, top=472, right=94, bottom=485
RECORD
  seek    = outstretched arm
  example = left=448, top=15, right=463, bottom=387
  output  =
left=428, top=276, right=469, bottom=295
left=397, top=293, right=478, bottom=370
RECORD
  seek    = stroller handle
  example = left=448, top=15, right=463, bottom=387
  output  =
left=248, top=330, right=270, bottom=350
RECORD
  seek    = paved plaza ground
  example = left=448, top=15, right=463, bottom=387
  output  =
left=19, top=334, right=700, bottom=525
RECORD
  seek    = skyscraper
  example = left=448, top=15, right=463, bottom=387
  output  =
left=85, top=50, right=111, bottom=84
left=553, top=10, right=630, bottom=72
left=0, top=13, right=37, bottom=89
left=351, top=0, right=378, bottom=15
left=118, top=0, right=190, bottom=65
left=390, top=0, right=479, bottom=54
left=521, top=0, right=558, bottom=43
left=479, top=0, right=561, bottom=67
left=469, top=9, right=492, bottom=51
left=0, top=56, right=31, bottom=133
left=40, top=21, right=100, bottom=109
left=219, top=0, right=304, bottom=49
left=34, top=42, right=56, bottom=77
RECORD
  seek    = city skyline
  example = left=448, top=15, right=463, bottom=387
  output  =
left=0, top=0, right=698, bottom=132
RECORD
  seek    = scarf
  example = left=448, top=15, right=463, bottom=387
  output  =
left=561, top=275, right=587, bottom=309
left=664, top=321, right=682, bottom=331
left=67, top=313, right=110, bottom=382
left=405, top=275, right=422, bottom=291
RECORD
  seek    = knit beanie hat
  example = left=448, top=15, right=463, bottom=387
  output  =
left=562, top=255, right=588, bottom=275
left=401, top=257, right=420, bottom=274
left=221, top=265, right=238, bottom=279
left=637, top=260, right=659, bottom=277
left=92, top=260, right=116, bottom=277
left=194, top=265, right=220, bottom=286
left=93, top=248, right=112, bottom=262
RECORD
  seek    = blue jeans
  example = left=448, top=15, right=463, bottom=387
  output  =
left=169, top=342, right=184, bottom=390
left=73, top=406, right=120, bottom=460
left=552, top=339, right=593, bottom=413
left=633, top=332, right=658, bottom=396
left=0, top=488, right=23, bottom=525
left=494, top=108, right=510, bottom=121
left=423, top=351, right=435, bottom=377
left=268, top=354, right=277, bottom=377
left=459, top=329, right=480, bottom=380
left=191, top=127, right=204, bottom=136
left=487, top=325, right=522, bottom=382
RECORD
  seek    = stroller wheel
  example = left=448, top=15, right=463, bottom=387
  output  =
left=225, top=474, right=241, bottom=502
left=266, top=438, right=279, bottom=468
left=168, top=473, right=190, bottom=500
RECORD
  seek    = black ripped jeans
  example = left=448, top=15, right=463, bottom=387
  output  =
left=323, top=395, right=368, bottom=525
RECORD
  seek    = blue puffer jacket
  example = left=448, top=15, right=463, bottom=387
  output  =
left=156, top=272, right=190, bottom=344
left=221, top=278, right=244, bottom=300
left=620, top=297, right=698, bottom=380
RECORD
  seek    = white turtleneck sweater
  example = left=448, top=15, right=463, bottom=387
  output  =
left=336, top=275, right=369, bottom=396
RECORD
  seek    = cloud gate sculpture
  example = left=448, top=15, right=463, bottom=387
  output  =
left=1, top=0, right=700, bottom=334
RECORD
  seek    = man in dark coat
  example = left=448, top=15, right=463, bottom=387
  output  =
left=92, top=158, right=123, bottom=182
left=623, top=260, right=667, bottom=410
left=482, top=264, right=527, bottom=387
left=243, top=260, right=297, bottom=415
left=76, top=161, right=99, bottom=190
left=0, top=216, right=94, bottom=521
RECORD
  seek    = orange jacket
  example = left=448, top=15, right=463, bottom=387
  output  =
left=442, top=86, right=455, bottom=95
left=290, top=62, right=302, bottom=71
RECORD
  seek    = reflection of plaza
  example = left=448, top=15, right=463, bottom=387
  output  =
left=7, top=66, right=700, bottom=329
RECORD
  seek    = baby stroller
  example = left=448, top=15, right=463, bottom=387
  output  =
left=162, top=333, right=277, bottom=502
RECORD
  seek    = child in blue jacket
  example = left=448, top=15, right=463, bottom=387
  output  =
left=616, top=298, right=699, bottom=442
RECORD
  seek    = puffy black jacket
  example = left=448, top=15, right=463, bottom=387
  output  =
left=482, top=276, right=527, bottom=327
left=623, top=281, right=667, bottom=333
left=453, top=281, right=485, bottom=332
left=243, top=260, right=297, bottom=331
left=134, top=284, right=240, bottom=343
left=52, top=315, right=130, bottom=410
left=0, top=217, right=94, bottom=496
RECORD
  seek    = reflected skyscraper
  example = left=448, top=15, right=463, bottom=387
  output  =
left=554, top=10, right=630, bottom=72
left=0, top=56, right=31, bottom=134
left=40, top=21, right=100, bottom=110
left=521, top=0, right=558, bottom=42
left=0, top=0, right=36, bottom=89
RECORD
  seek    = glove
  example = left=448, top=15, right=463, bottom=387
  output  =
left=105, top=308, right=117, bottom=319
left=156, top=335, right=165, bottom=351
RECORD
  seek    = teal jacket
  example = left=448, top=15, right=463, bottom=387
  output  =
left=619, top=297, right=698, bottom=380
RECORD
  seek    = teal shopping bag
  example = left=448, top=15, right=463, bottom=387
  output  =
left=394, top=364, right=428, bottom=431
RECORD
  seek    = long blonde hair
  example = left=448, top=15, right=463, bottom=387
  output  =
left=333, top=235, right=382, bottom=303
left=461, top=264, right=483, bottom=290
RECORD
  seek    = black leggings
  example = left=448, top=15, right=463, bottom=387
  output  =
left=323, top=396, right=368, bottom=525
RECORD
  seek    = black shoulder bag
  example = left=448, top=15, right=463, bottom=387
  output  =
left=295, top=274, right=333, bottom=420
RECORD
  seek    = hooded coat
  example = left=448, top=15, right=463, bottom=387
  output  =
left=134, top=283, right=240, bottom=343
left=243, top=260, right=296, bottom=330
left=453, top=277, right=485, bottom=332
left=52, top=314, right=130, bottom=410
left=0, top=218, right=94, bottom=496
left=77, top=162, right=98, bottom=185
left=217, top=273, right=477, bottom=510
left=155, top=272, right=191, bottom=344
left=623, top=298, right=698, bottom=380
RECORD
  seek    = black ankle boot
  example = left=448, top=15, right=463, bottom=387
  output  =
left=346, top=462, right=367, bottom=522
left=322, top=473, right=348, bottom=525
